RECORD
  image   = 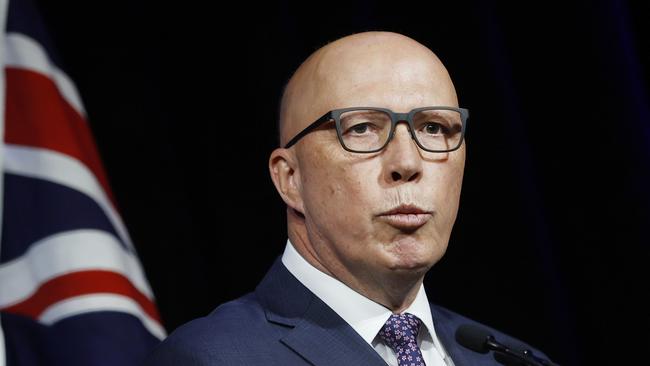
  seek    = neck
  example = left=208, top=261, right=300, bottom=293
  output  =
left=368, top=271, right=424, bottom=313
left=287, top=211, right=425, bottom=313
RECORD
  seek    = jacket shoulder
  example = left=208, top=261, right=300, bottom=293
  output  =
left=432, top=303, right=549, bottom=360
left=144, top=292, right=266, bottom=365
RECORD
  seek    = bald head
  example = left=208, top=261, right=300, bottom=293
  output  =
left=279, top=31, right=458, bottom=146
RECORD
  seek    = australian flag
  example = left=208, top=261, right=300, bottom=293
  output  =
left=0, top=0, right=164, bottom=364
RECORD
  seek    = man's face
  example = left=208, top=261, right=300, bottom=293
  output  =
left=284, top=36, right=465, bottom=287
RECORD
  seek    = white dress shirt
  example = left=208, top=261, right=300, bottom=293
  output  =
left=281, top=240, right=454, bottom=366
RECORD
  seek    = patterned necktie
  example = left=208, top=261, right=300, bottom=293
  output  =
left=378, top=313, right=427, bottom=366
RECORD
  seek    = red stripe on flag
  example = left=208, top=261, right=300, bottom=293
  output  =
left=2, top=270, right=161, bottom=323
left=4, top=67, right=116, bottom=206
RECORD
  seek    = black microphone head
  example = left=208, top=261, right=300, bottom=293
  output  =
left=455, top=324, right=494, bottom=354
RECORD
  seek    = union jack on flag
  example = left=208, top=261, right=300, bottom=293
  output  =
left=0, top=0, right=164, bottom=364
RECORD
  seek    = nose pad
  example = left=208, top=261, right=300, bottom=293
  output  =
left=388, top=121, right=416, bottom=146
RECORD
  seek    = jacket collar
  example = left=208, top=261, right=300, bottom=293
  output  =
left=428, top=303, right=474, bottom=366
left=255, top=258, right=388, bottom=365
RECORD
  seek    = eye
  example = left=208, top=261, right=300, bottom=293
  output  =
left=423, top=122, right=445, bottom=135
left=344, top=122, right=377, bottom=136
left=351, top=123, right=370, bottom=134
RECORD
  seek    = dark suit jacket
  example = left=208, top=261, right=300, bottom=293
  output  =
left=145, top=258, right=544, bottom=365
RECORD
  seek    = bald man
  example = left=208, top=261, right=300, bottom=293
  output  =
left=145, top=32, right=550, bottom=366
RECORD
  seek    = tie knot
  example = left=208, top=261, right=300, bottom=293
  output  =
left=378, top=313, right=423, bottom=351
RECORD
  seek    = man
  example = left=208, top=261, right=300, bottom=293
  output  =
left=145, top=31, right=549, bottom=365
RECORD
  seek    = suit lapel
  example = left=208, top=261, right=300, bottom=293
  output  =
left=430, top=304, right=472, bottom=366
left=256, top=258, right=387, bottom=366
left=280, top=298, right=388, bottom=366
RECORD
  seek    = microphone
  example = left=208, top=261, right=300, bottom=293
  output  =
left=455, top=324, right=559, bottom=366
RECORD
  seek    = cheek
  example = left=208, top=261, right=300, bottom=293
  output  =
left=305, top=149, right=368, bottom=200
left=319, top=166, right=368, bottom=213
left=302, top=157, right=377, bottom=235
left=429, top=158, right=465, bottom=223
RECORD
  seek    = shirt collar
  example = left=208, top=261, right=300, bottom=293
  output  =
left=281, top=239, right=436, bottom=345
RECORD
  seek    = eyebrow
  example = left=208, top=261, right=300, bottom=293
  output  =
left=414, top=110, right=460, bottom=120
left=340, top=110, right=392, bottom=119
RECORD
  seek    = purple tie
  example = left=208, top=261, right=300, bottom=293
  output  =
left=378, top=313, right=427, bottom=366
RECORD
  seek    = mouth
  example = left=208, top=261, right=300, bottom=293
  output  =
left=377, top=204, right=433, bottom=231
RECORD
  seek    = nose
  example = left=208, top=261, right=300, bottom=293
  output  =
left=382, top=122, right=422, bottom=183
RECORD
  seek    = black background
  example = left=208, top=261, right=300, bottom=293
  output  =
left=33, top=0, right=649, bottom=364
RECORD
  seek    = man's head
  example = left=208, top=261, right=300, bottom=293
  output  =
left=269, top=31, right=465, bottom=310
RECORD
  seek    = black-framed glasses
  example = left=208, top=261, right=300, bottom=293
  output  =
left=284, top=106, right=468, bottom=153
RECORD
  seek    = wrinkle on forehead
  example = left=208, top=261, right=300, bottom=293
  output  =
left=279, top=31, right=457, bottom=146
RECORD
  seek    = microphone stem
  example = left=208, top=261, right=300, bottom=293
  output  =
left=486, top=338, right=546, bottom=366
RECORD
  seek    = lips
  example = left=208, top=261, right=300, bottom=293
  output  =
left=378, top=205, right=433, bottom=230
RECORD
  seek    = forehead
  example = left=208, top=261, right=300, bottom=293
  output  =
left=313, top=42, right=457, bottom=112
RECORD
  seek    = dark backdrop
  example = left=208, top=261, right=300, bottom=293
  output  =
left=33, top=1, right=649, bottom=365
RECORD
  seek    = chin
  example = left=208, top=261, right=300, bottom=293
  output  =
left=383, top=237, right=439, bottom=273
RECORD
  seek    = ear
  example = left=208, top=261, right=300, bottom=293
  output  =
left=269, top=148, right=305, bottom=214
